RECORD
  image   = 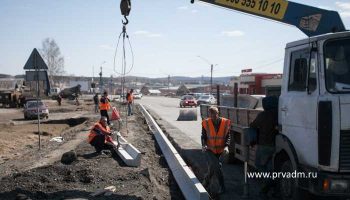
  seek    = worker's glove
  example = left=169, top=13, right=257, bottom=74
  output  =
left=223, top=147, right=229, bottom=154
left=202, top=145, right=207, bottom=152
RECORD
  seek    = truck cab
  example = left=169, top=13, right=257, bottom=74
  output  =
left=277, top=31, right=350, bottom=197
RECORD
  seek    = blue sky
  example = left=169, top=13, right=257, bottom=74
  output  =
left=0, top=0, right=350, bottom=78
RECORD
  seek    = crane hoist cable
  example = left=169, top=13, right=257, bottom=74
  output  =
left=115, top=0, right=132, bottom=133
left=113, top=0, right=134, bottom=87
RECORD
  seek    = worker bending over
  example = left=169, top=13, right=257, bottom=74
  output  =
left=201, top=106, right=231, bottom=195
left=88, top=116, right=116, bottom=153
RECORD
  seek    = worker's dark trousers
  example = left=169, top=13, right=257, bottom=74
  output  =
left=205, top=150, right=225, bottom=192
left=215, top=153, right=226, bottom=190
left=127, top=103, right=133, bottom=116
left=90, top=134, right=113, bottom=153
left=100, top=110, right=110, bottom=125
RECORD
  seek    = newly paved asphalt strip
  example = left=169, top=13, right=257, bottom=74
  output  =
left=137, top=96, right=202, bottom=145
left=139, top=104, right=209, bottom=200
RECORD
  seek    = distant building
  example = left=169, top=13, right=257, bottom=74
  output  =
left=0, top=74, right=25, bottom=92
left=159, top=86, right=178, bottom=95
left=149, top=89, right=161, bottom=96
left=239, top=73, right=282, bottom=95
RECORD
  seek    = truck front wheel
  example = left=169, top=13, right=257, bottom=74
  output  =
left=279, top=160, right=308, bottom=200
left=279, top=160, right=295, bottom=199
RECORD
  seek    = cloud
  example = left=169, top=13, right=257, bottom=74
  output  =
left=221, top=30, right=245, bottom=37
left=335, top=2, right=350, bottom=10
left=134, top=30, right=150, bottom=35
left=340, top=11, right=350, bottom=18
left=177, top=6, right=188, bottom=10
left=148, top=34, right=163, bottom=37
left=335, top=2, right=350, bottom=18
left=133, top=30, right=163, bottom=37
left=317, top=5, right=331, bottom=10
left=197, top=2, right=211, bottom=7
left=99, top=44, right=114, bottom=51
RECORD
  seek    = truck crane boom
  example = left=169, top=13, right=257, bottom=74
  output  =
left=192, top=0, right=346, bottom=37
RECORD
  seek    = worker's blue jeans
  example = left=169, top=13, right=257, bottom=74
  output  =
left=127, top=103, right=133, bottom=116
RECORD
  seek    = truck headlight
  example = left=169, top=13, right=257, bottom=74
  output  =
left=330, top=180, right=348, bottom=192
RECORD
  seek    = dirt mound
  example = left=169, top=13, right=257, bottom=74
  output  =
left=0, top=107, right=184, bottom=200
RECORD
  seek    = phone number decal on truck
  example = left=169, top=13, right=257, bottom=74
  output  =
left=215, top=0, right=289, bottom=20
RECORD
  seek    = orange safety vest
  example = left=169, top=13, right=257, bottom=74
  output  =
left=88, top=122, right=111, bottom=144
left=202, top=118, right=231, bottom=154
left=127, top=92, right=133, bottom=103
left=99, top=97, right=110, bottom=111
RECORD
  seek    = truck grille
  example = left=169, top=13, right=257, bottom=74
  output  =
left=340, top=130, right=350, bottom=171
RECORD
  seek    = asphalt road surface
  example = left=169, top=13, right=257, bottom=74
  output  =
left=137, top=96, right=202, bottom=145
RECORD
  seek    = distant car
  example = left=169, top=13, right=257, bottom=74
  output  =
left=185, top=93, right=202, bottom=99
left=197, top=95, right=216, bottom=105
left=133, top=93, right=142, bottom=99
left=179, top=95, right=197, bottom=108
left=24, top=100, right=49, bottom=120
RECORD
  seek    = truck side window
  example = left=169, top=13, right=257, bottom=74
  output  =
left=308, top=52, right=317, bottom=92
left=288, top=49, right=317, bottom=92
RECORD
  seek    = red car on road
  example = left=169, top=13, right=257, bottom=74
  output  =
left=179, top=95, right=197, bottom=108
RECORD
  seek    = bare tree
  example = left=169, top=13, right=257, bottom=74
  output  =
left=40, top=38, right=65, bottom=84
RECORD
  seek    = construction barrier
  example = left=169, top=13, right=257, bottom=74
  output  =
left=177, top=109, right=198, bottom=121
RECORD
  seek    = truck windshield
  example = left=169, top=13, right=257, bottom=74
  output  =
left=324, top=38, right=350, bottom=93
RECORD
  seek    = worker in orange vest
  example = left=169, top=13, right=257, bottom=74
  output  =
left=99, top=91, right=111, bottom=125
left=88, top=116, right=115, bottom=153
left=201, top=106, right=231, bottom=195
left=126, top=89, right=134, bottom=116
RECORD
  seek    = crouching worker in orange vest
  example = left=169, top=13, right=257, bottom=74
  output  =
left=88, top=116, right=116, bottom=154
left=201, top=106, right=231, bottom=195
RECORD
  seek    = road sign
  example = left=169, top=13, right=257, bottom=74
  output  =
left=25, top=71, right=48, bottom=81
left=23, top=48, right=48, bottom=70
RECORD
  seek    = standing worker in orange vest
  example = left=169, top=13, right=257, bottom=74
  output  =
left=99, top=91, right=111, bottom=125
left=201, top=106, right=231, bottom=195
left=126, top=89, right=134, bottom=116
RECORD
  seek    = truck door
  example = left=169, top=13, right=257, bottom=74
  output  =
left=279, top=45, right=319, bottom=168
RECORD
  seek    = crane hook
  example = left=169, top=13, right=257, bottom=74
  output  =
left=120, top=0, right=131, bottom=25
left=122, top=16, right=129, bottom=25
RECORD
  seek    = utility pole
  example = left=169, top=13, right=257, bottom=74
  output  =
left=99, top=66, right=103, bottom=92
left=168, top=75, right=170, bottom=94
left=201, top=75, right=204, bottom=93
left=35, top=51, right=41, bottom=150
left=99, top=61, right=106, bottom=93
left=92, top=66, right=94, bottom=82
left=197, top=56, right=217, bottom=94
left=210, top=64, right=213, bottom=94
